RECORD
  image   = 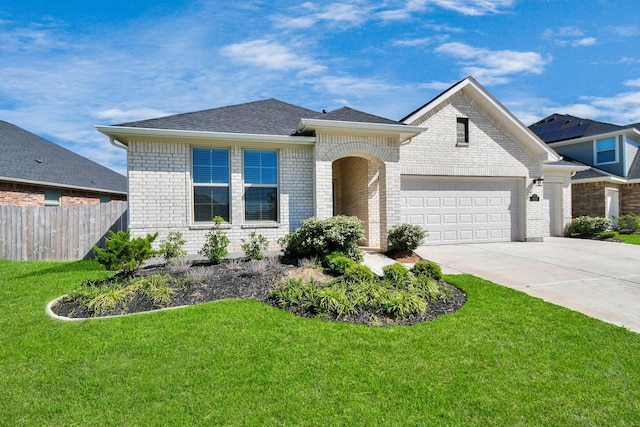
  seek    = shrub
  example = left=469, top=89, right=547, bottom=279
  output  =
left=382, top=263, right=410, bottom=284
left=279, top=216, right=364, bottom=263
left=568, top=216, right=613, bottom=237
left=412, top=261, right=443, bottom=281
left=344, top=264, right=374, bottom=282
left=388, top=224, right=427, bottom=252
left=325, top=251, right=357, bottom=274
left=241, top=232, right=269, bottom=260
left=93, top=230, right=158, bottom=274
left=381, top=290, right=427, bottom=319
left=158, top=231, right=187, bottom=261
left=613, top=213, right=640, bottom=233
left=199, top=216, right=229, bottom=264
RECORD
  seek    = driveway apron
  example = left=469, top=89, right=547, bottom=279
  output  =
left=414, top=237, right=640, bottom=333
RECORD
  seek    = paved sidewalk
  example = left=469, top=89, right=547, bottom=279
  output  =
left=414, top=237, right=640, bottom=333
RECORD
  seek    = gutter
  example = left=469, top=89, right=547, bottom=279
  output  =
left=0, top=176, right=127, bottom=195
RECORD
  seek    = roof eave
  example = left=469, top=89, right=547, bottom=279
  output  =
left=543, top=163, right=590, bottom=173
left=297, top=118, right=423, bottom=142
left=95, top=125, right=316, bottom=146
left=548, top=128, right=640, bottom=147
left=0, top=176, right=127, bottom=195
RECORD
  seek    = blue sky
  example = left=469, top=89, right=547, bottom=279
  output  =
left=2, top=0, right=639, bottom=175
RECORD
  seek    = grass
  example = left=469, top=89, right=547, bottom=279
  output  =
left=614, top=232, right=640, bottom=245
left=1, top=260, right=640, bottom=426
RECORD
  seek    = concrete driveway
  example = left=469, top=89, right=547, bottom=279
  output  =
left=414, top=237, right=640, bottom=333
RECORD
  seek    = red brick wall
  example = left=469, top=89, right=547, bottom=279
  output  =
left=572, top=182, right=640, bottom=217
left=0, top=181, right=126, bottom=206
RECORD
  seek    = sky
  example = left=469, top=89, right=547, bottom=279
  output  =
left=1, top=0, right=640, bottom=176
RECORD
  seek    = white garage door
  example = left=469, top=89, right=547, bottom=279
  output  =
left=400, top=177, right=519, bottom=245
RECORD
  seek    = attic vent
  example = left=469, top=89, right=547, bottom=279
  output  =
left=34, top=159, right=42, bottom=164
left=564, top=120, right=571, bottom=125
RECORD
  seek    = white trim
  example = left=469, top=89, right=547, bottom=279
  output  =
left=95, top=125, right=316, bottom=147
left=0, top=175, right=127, bottom=195
left=297, top=118, right=423, bottom=142
left=548, top=127, right=640, bottom=148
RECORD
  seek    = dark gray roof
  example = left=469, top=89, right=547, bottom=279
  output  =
left=119, top=99, right=320, bottom=136
left=118, top=99, right=403, bottom=136
left=0, top=120, right=127, bottom=194
left=529, top=114, right=625, bottom=143
left=317, top=107, right=402, bottom=125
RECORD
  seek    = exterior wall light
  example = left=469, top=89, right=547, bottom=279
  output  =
left=533, top=177, right=544, bottom=186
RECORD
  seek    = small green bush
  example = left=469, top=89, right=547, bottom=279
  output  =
left=241, top=232, right=268, bottom=260
left=568, top=216, right=613, bottom=237
left=158, top=231, right=187, bottom=261
left=279, top=216, right=364, bottom=263
left=382, top=263, right=410, bottom=284
left=325, top=251, right=357, bottom=274
left=412, top=261, right=443, bottom=281
left=613, top=213, right=640, bottom=233
left=199, top=216, right=229, bottom=264
left=381, top=290, right=427, bottom=319
left=388, top=224, right=427, bottom=251
left=93, top=230, right=158, bottom=273
left=345, top=264, right=374, bottom=282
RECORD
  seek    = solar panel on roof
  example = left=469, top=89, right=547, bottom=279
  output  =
left=561, top=124, right=589, bottom=140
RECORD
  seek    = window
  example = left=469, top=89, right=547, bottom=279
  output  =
left=244, top=150, right=278, bottom=222
left=596, top=137, right=617, bottom=164
left=192, top=148, right=229, bottom=222
left=99, top=194, right=111, bottom=203
left=44, top=189, right=60, bottom=206
left=456, top=117, right=469, bottom=145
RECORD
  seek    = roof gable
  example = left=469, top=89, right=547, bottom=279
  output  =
left=402, top=77, right=559, bottom=162
left=0, top=120, right=127, bottom=194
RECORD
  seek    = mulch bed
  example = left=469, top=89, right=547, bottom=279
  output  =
left=50, top=257, right=466, bottom=326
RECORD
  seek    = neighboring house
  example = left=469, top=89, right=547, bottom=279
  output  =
left=0, top=120, right=127, bottom=206
left=97, top=77, right=577, bottom=252
left=530, top=114, right=640, bottom=220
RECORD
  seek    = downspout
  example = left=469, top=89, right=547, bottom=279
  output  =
left=109, top=137, right=128, bottom=151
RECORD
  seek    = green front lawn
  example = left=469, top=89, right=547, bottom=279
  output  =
left=1, top=260, right=639, bottom=426
left=615, top=232, right=640, bottom=245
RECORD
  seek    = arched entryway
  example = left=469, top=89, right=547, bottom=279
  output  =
left=331, top=155, right=386, bottom=248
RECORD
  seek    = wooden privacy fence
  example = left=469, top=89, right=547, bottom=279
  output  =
left=0, top=201, right=128, bottom=261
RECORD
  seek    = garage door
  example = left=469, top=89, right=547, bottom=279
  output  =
left=400, top=177, right=519, bottom=245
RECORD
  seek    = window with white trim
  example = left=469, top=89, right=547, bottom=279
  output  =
left=244, top=150, right=278, bottom=222
left=192, top=148, right=230, bottom=222
left=595, top=137, right=617, bottom=164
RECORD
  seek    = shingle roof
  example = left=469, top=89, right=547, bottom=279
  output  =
left=0, top=120, right=127, bottom=194
left=529, top=114, right=625, bottom=143
left=118, top=99, right=403, bottom=136
left=119, top=99, right=321, bottom=136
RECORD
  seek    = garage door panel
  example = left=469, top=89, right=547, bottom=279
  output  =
left=400, top=177, right=519, bottom=245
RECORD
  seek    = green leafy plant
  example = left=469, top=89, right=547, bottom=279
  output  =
left=411, top=261, right=443, bottom=281
left=388, top=224, right=427, bottom=252
left=568, top=216, right=613, bottom=237
left=158, top=231, right=187, bottom=261
left=279, top=216, right=365, bottom=263
left=241, top=232, right=268, bottom=260
left=344, top=264, right=374, bottom=282
left=381, top=289, right=427, bottom=319
left=93, top=230, right=158, bottom=274
left=199, top=216, right=229, bottom=264
left=325, top=251, right=357, bottom=274
left=613, top=213, right=640, bottom=233
left=382, top=263, right=410, bottom=285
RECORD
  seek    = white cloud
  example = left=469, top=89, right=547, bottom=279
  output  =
left=429, top=0, right=514, bottom=16
left=418, top=80, right=456, bottom=91
left=606, top=25, right=640, bottom=37
left=625, top=78, right=640, bottom=87
left=220, top=39, right=326, bottom=75
left=435, top=42, right=550, bottom=85
left=93, top=108, right=174, bottom=124
left=542, top=26, right=597, bottom=47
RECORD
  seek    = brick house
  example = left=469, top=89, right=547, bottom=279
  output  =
left=0, top=120, right=127, bottom=206
left=530, top=114, right=640, bottom=220
left=97, top=77, right=578, bottom=253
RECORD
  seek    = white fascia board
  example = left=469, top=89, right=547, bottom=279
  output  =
left=548, top=128, right=640, bottom=148
left=572, top=176, right=628, bottom=184
left=543, top=163, right=590, bottom=173
left=0, top=175, right=127, bottom=195
left=95, top=125, right=316, bottom=147
left=297, top=118, right=423, bottom=142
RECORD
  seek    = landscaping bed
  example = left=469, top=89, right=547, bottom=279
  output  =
left=50, top=257, right=466, bottom=326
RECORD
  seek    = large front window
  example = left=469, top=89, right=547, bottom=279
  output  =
left=244, top=150, right=278, bottom=222
left=596, top=137, right=617, bottom=164
left=193, top=148, right=229, bottom=222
